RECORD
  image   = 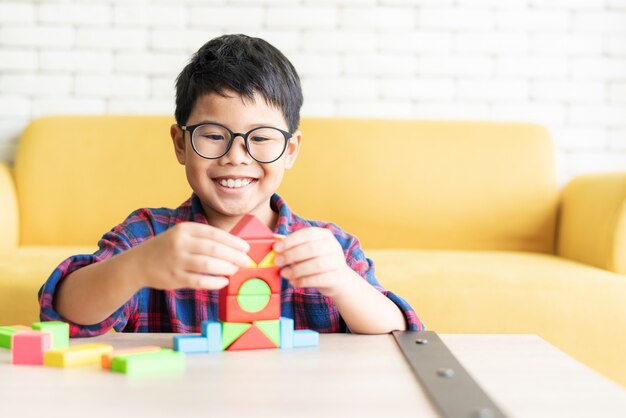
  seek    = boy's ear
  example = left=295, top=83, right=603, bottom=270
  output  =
left=284, top=130, right=302, bottom=170
left=170, top=124, right=186, bottom=165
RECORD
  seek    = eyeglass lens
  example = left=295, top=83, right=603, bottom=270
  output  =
left=192, top=124, right=286, bottom=162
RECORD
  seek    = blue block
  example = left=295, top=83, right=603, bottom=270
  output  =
left=201, top=321, right=223, bottom=352
left=173, top=335, right=209, bottom=353
left=293, top=329, right=319, bottom=348
left=279, top=317, right=294, bottom=349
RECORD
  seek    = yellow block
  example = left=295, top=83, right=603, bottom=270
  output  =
left=258, top=250, right=277, bottom=268
left=44, top=343, right=113, bottom=368
left=101, top=346, right=161, bottom=369
left=245, top=256, right=257, bottom=268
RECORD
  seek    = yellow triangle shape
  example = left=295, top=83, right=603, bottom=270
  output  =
left=258, top=250, right=276, bottom=268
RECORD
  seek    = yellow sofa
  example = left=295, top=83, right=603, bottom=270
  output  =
left=2, top=116, right=626, bottom=386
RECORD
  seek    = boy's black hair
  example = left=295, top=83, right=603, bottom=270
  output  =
left=175, top=34, right=303, bottom=132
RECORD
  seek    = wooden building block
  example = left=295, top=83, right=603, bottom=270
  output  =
left=201, top=321, right=223, bottom=352
left=220, top=267, right=280, bottom=296
left=11, top=331, right=52, bottom=365
left=0, top=325, right=31, bottom=349
left=226, top=324, right=278, bottom=351
left=111, top=349, right=185, bottom=376
left=173, top=335, right=209, bottom=353
left=229, top=214, right=275, bottom=240
left=254, top=320, right=280, bottom=347
left=32, top=321, right=70, bottom=349
left=44, top=343, right=113, bottom=368
left=293, top=330, right=320, bottom=348
left=101, top=346, right=161, bottom=369
left=279, top=317, right=294, bottom=349
left=219, top=294, right=280, bottom=323
left=221, top=322, right=251, bottom=350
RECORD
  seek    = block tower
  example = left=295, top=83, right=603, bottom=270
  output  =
left=173, top=214, right=319, bottom=353
left=218, top=214, right=283, bottom=350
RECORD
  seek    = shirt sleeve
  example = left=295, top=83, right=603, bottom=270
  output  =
left=344, top=236, right=426, bottom=332
left=38, top=226, right=140, bottom=337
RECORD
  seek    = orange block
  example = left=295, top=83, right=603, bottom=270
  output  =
left=226, top=324, right=278, bottom=351
left=101, top=346, right=162, bottom=369
left=218, top=294, right=280, bottom=323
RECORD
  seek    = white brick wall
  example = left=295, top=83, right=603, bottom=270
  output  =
left=0, top=0, right=625, bottom=184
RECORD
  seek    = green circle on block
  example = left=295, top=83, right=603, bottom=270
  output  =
left=238, top=278, right=271, bottom=312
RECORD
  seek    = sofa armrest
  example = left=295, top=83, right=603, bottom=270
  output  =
left=556, top=172, right=626, bottom=274
left=0, top=162, right=19, bottom=249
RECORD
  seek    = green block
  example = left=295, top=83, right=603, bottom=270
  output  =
left=221, top=322, right=251, bottom=350
left=32, top=321, right=70, bottom=349
left=0, top=327, right=19, bottom=349
left=254, top=320, right=280, bottom=347
left=111, top=349, right=186, bottom=376
left=237, top=294, right=270, bottom=312
left=238, top=278, right=270, bottom=296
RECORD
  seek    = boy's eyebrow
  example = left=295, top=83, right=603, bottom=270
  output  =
left=190, top=120, right=285, bottom=130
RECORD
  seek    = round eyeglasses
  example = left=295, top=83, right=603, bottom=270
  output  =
left=180, top=122, right=292, bottom=164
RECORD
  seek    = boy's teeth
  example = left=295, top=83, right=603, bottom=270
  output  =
left=219, top=178, right=251, bottom=188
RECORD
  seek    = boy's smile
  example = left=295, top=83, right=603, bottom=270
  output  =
left=171, top=91, right=301, bottom=231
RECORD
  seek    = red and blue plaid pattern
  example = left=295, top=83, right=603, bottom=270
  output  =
left=39, top=194, right=424, bottom=337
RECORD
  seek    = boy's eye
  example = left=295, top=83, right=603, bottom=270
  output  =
left=201, top=134, right=226, bottom=141
left=250, top=135, right=271, bottom=143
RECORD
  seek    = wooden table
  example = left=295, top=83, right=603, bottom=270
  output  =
left=1, top=333, right=626, bottom=418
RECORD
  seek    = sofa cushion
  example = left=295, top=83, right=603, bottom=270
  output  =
left=0, top=246, right=95, bottom=324
left=369, top=249, right=626, bottom=385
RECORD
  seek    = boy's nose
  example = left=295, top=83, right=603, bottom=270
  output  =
left=222, top=135, right=251, bottom=164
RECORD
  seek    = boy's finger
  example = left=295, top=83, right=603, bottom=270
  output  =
left=281, top=255, right=337, bottom=279
left=276, top=240, right=338, bottom=266
left=185, top=255, right=241, bottom=276
left=183, top=222, right=250, bottom=252
left=186, top=273, right=229, bottom=290
left=273, top=227, right=332, bottom=252
left=188, top=238, right=251, bottom=267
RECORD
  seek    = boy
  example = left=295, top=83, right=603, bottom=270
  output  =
left=39, top=34, right=424, bottom=336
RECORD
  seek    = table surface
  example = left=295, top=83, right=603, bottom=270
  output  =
left=1, top=333, right=626, bottom=418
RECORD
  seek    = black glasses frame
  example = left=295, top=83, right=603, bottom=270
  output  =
left=180, top=122, right=293, bottom=164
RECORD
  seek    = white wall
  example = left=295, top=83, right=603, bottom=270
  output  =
left=1, top=0, right=625, bottom=184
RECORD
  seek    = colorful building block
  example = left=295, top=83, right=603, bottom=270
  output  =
left=229, top=214, right=275, bottom=240
left=111, top=349, right=185, bottom=376
left=226, top=324, right=278, bottom=351
left=258, top=250, right=277, bottom=268
left=254, top=320, right=280, bottom=347
left=0, top=325, right=31, bottom=349
left=32, top=321, right=70, bottom=349
left=101, top=346, right=161, bottom=369
left=246, top=239, right=277, bottom=264
left=293, top=330, right=320, bottom=348
left=279, top=317, right=294, bottom=349
left=201, top=321, right=223, bottom=352
left=220, top=267, right=281, bottom=296
left=219, top=294, right=280, bottom=323
left=221, top=322, right=251, bottom=350
left=44, top=343, right=113, bottom=368
left=11, top=331, right=52, bottom=365
left=173, top=335, right=209, bottom=353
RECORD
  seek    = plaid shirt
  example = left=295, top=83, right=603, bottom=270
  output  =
left=39, top=194, right=424, bottom=337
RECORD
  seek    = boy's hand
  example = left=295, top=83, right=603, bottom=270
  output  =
left=273, top=228, right=357, bottom=298
left=132, top=222, right=250, bottom=290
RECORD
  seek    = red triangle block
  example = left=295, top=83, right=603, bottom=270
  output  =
left=226, top=324, right=278, bottom=351
left=230, top=215, right=275, bottom=240
left=247, top=239, right=276, bottom=264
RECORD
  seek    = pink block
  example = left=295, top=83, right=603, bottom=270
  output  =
left=11, top=331, right=52, bottom=365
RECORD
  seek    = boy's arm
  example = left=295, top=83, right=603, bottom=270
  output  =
left=54, top=222, right=251, bottom=326
left=274, top=228, right=409, bottom=334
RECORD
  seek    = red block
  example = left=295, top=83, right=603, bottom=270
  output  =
left=230, top=215, right=275, bottom=240
left=226, top=324, right=278, bottom=351
left=221, top=267, right=281, bottom=297
left=247, top=238, right=276, bottom=264
left=11, top=331, right=52, bottom=365
left=218, top=294, right=280, bottom=323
